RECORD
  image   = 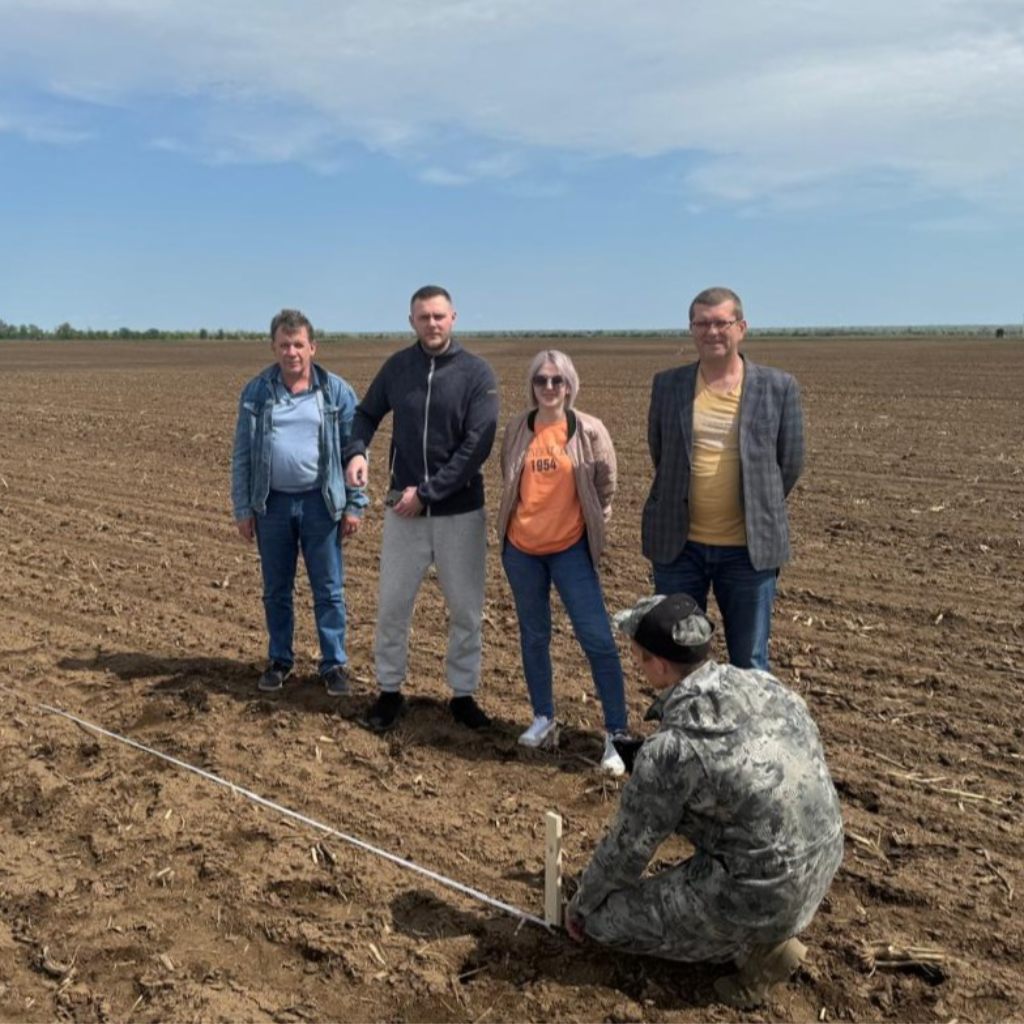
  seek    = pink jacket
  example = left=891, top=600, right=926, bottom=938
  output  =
left=496, top=408, right=617, bottom=565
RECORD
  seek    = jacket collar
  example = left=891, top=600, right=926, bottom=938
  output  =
left=259, top=361, right=328, bottom=393
left=415, top=338, right=463, bottom=361
left=527, top=407, right=577, bottom=440
left=678, top=353, right=756, bottom=400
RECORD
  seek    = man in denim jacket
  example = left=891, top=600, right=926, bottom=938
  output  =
left=231, top=309, right=367, bottom=696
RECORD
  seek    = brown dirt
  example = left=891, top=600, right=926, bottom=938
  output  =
left=1, top=335, right=1022, bottom=1024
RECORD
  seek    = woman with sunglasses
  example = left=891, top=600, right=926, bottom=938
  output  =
left=496, top=350, right=629, bottom=775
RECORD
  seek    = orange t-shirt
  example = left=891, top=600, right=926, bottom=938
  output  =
left=507, top=418, right=585, bottom=555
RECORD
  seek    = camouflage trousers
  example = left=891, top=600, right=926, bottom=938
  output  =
left=582, top=840, right=842, bottom=964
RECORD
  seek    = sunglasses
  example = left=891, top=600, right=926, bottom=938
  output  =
left=532, top=374, right=566, bottom=389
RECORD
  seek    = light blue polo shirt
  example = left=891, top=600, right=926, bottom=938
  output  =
left=270, top=386, right=321, bottom=492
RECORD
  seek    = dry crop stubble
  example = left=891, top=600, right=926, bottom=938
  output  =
left=0, top=335, right=1022, bottom=1022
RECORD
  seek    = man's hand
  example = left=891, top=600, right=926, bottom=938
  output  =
left=236, top=517, right=255, bottom=542
left=392, top=486, right=423, bottom=518
left=565, top=911, right=586, bottom=944
left=345, top=454, right=368, bottom=488
left=340, top=514, right=360, bottom=540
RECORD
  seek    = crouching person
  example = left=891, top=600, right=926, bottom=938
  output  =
left=565, top=593, right=843, bottom=1009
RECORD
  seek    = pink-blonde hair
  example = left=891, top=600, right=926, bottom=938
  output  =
left=525, top=349, right=579, bottom=410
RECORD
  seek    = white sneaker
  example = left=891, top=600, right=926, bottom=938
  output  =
left=600, top=735, right=627, bottom=777
left=518, top=716, right=559, bottom=748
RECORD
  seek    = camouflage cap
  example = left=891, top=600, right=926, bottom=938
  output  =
left=613, top=594, right=715, bottom=664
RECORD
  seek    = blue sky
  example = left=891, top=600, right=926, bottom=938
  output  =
left=1, top=0, right=1022, bottom=332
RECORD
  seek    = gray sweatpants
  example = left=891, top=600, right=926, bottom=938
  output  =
left=375, top=507, right=487, bottom=696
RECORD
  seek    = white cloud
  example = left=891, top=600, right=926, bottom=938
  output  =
left=418, top=151, right=528, bottom=187
left=419, top=166, right=472, bottom=187
left=0, top=104, right=94, bottom=144
left=2, top=0, right=1024, bottom=210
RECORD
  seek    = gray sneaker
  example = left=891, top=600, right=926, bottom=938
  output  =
left=600, top=734, right=627, bottom=777
left=258, top=661, right=293, bottom=692
left=322, top=665, right=351, bottom=697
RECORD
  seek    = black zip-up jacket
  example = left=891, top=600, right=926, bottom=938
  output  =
left=344, top=340, right=499, bottom=516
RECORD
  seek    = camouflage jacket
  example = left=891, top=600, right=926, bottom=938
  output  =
left=571, top=661, right=843, bottom=935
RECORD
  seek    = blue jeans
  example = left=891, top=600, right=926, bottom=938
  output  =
left=256, top=489, right=347, bottom=673
left=652, top=542, right=777, bottom=671
left=502, top=536, right=627, bottom=733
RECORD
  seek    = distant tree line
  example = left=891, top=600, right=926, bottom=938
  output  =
left=0, top=319, right=263, bottom=341
left=1, top=318, right=1019, bottom=341
left=0, top=320, right=384, bottom=342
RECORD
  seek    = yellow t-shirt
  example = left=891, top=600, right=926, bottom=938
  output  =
left=507, top=419, right=586, bottom=555
left=687, top=372, right=747, bottom=545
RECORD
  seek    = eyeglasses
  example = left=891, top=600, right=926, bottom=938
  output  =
left=532, top=374, right=566, bottom=389
left=690, top=318, right=740, bottom=332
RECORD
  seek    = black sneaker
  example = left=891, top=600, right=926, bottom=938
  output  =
left=449, top=695, right=491, bottom=730
left=258, top=661, right=293, bottom=692
left=366, top=691, right=405, bottom=732
left=322, top=665, right=351, bottom=697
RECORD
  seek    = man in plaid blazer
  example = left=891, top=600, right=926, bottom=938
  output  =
left=641, top=287, right=804, bottom=670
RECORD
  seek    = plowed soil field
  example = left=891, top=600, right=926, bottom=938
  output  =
left=1, top=335, right=1022, bottom=1023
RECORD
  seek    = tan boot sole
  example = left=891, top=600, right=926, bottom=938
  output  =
left=714, top=938, right=808, bottom=1008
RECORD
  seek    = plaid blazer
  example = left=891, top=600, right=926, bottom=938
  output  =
left=641, top=356, right=804, bottom=571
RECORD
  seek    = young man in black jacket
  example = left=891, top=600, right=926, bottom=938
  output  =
left=344, top=286, right=499, bottom=731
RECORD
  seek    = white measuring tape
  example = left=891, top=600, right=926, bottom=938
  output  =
left=1, top=685, right=552, bottom=932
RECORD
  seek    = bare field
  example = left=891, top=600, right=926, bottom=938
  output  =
left=1, top=335, right=1022, bottom=1023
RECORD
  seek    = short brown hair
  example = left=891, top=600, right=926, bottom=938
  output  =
left=270, top=308, right=314, bottom=341
left=410, top=285, right=453, bottom=308
left=689, top=287, right=743, bottom=322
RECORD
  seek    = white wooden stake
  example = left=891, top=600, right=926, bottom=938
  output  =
left=544, top=811, right=563, bottom=928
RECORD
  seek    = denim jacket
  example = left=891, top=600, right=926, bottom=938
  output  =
left=231, top=362, right=368, bottom=522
